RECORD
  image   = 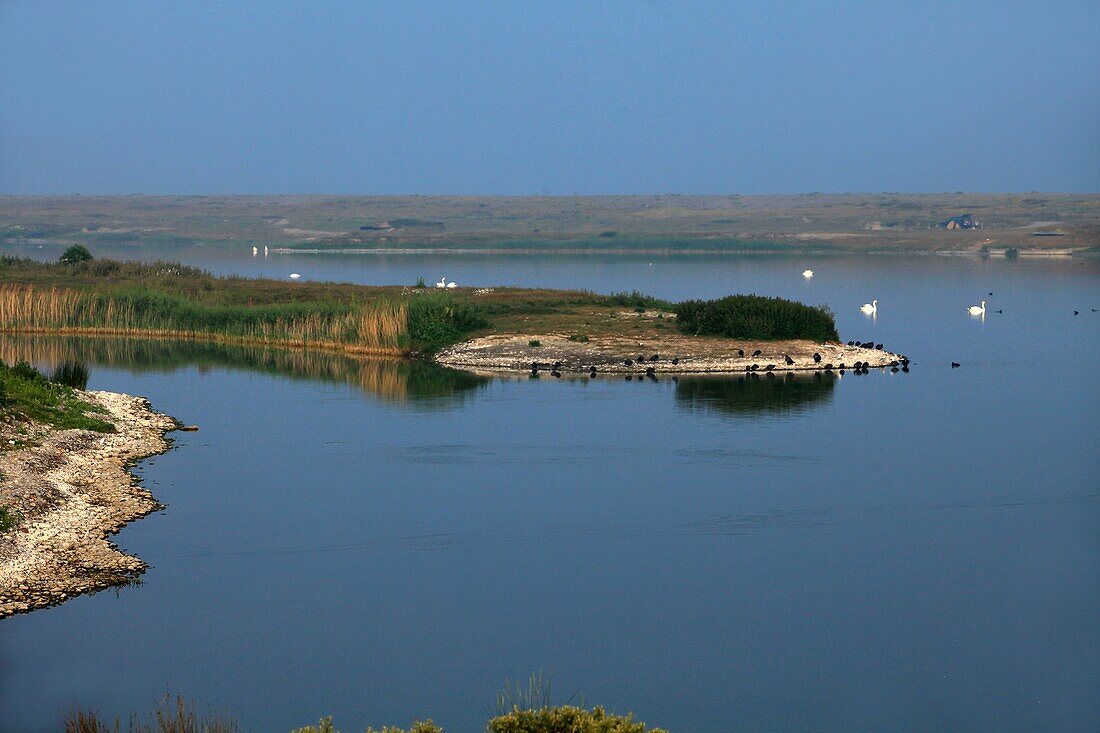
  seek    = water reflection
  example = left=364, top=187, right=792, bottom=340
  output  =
left=0, top=335, right=488, bottom=410
left=675, top=372, right=836, bottom=417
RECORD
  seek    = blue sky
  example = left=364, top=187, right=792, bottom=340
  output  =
left=1, top=1, right=1097, bottom=194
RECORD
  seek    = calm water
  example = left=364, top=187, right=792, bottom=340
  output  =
left=1, top=247, right=1098, bottom=732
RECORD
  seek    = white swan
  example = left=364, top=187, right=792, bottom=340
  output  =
left=435, top=276, right=448, bottom=288
left=289, top=273, right=301, bottom=280
left=446, top=281, right=457, bottom=288
left=802, top=269, right=814, bottom=278
left=968, top=300, right=986, bottom=315
left=252, top=246, right=258, bottom=256
left=860, top=299, right=877, bottom=315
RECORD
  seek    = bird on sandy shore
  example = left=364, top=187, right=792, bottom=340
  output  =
left=737, top=349, right=744, bottom=357
left=752, top=349, right=762, bottom=357
left=784, top=354, right=795, bottom=365
left=624, top=358, right=633, bottom=366
left=813, top=353, right=821, bottom=363
left=671, top=357, right=679, bottom=365
left=649, top=353, right=659, bottom=361
left=764, top=364, right=775, bottom=371
left=750, top=364, right=759, bottom=371
left=875, top=343, right=883, bottom=350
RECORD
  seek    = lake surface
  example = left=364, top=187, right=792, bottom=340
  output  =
left=1, top=247, right=1098, bottom=732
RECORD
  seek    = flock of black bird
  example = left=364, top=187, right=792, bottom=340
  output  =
left=528, top=343, right=916, bottom=381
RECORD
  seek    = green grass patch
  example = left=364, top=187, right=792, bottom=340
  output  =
left=0, top=360, right=114, bottom=432
left=0, top=507, right=19, bottom=534
left=675, top=294, right=839, bottom=342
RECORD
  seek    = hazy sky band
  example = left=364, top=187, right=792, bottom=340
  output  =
left=1, top=1, right=1098, bottom=195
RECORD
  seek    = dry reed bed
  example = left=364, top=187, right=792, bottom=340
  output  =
left=0, top=284, right=409, bottom=356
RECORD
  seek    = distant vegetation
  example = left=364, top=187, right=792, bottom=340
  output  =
left=0, top=256, right=842, bottom=358
left=64, top=694, right=667, bottom=733
left=59, top=244, right=93, bottom=264
left=675, top=294, right=839, bottom=342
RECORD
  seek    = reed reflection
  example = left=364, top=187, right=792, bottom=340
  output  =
left=0, top=335, right=488, bottom=410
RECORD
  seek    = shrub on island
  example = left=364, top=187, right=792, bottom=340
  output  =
left=674, top=294, right=839, bottom=342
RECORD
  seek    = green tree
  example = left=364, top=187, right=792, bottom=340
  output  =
left=59, top=244, right=93, bottom=264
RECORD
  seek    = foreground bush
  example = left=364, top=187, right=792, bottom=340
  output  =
left=488, top=706, right=667, bottom=733
left=675, top=294, right=838, bottom=342
left=0, top=359, right=113, bottom=432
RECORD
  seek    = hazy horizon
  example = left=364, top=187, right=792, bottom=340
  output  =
left=2, top=1, right=1098, bottom=196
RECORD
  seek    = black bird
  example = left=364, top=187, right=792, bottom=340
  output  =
left=637, top=354, right=646, bottom=362
left=624, top=358, right=634, bottom=366
left=752, top=349, right=762, bottom=357
left=764, top=364, right=775, bottom=371
left=902, top=365, right=910, bottom=372
left=589, top=366, right=597, bottom=376
left=1074, top=310, right=1079, bottom=315
left=649, top=354, right=659, bottom=362
left=750, top=364, right=759, bottom=371
left=838, top=363, right=845, bottom=370
left=1092, top=308, right=1098, bottom=312
left=744, top=365, right=752, bottom=372
left=645, top=366, right=656, bottom=375
left=529, top=369, right=539, bottom=378
left=847, top=340, right=854, bottom=346
left=889, top=360, right=899, bottom=367
left=900, top=358, right=910, bottom=366
left=989, top=292, right=993, bottom=296
left=995, top=309, right=1002, bottom=313
left=875, top=343, right=883, bottom=350
left=553, top=361, right=562, bottom=370
left=824, top=363, right=833, bottom=370
left=737, top=348, right=745, bottom=357
left=530, top=362, right=539, bottom=372
left=813, top=352, right=821, bottom=362
left=671, top=357, right=679, bottom=365
left=951, top=362, right=961, bottom=368
left=784, top=354, right=795, bottom=365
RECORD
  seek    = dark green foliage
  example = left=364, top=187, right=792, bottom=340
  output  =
left=675, top=294, right=839, bottom=342
left=0, top=507, right=19, bottom=534
left=59, top=244, right=93, bottom=264
left=406, top=293, right=488, bottom=352
left=488, top=706, right=666, bottom=733
left=568, top=333, right=589, bottom=342
left=528, top=340, right=541, bottom=347
left=0, top=360, right=113, bottom=432
left=51, top=360, right=90, bottom=389
left=606, top=291, right=674, bottom=311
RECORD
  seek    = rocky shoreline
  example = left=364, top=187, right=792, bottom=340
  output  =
left=435, top=333, right=907, bottom=375
left=0, top=391, right=178, bottom=619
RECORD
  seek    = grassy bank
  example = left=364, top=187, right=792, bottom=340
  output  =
left=0, top=358, right=113, bottom=433
left=0, top=256, right=840, bottom=354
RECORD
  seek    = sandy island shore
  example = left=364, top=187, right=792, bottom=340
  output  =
left=435, top=331, right=906, bottom=375
left=0, top=391, right=178, bottom=619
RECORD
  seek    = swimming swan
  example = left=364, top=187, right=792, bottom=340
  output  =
left=802, top=269, right=814, bottom=278
left=968, top=300, right=986, bottom=315
left=860, top=299, right=877, bottom=315
left=436, top=277, right=448, bottom=288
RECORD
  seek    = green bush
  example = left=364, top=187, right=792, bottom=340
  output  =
left=59, top=244, right=93, bottom=264
left=675, top=294, right=839, bottom=342
left=406, top=294, right=488, bottom=351
left=568, top=333, right=589, bottom=343
left=0, top=360, right=113, bottom=432
left=0, top=507, right=19, bottom=534
left=488, top=706, right=666, bottom=733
